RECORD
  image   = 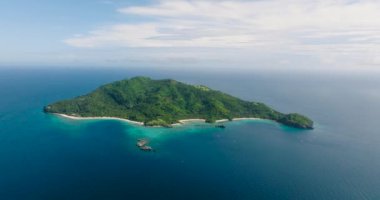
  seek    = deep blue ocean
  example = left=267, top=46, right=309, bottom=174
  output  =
left=0, top=68, right=379, bottom=200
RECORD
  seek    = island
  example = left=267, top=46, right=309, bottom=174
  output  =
left=43, top=76, right=313, bottom=129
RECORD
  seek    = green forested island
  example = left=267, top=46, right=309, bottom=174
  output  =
left=44, top=76, right=313, bottom=129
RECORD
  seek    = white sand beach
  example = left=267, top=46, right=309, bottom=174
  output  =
left=178, top=119, right=206, bottom=123
left=56, top=114, right=145, bottom=125
left=55, top=114, right=262, bottom=127
left=232, top=117, right=261, bottom=121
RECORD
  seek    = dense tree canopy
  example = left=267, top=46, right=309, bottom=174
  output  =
left=44, top=77, right=313, bottom=129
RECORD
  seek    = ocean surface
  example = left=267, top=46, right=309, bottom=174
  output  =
left=0, top=68, right=379, bottom=200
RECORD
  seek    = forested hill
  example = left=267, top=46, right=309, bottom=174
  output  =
left=44, top=76, right=313, bottom=129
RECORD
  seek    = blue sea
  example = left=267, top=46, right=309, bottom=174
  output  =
left=0, top=68, right=379, bottom=200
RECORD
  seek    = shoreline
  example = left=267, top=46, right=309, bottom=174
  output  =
left=54, top=113, right=262, bottom=127
left=55, top=113, right=145, bottom=125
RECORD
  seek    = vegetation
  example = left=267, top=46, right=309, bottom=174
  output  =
left=44, top=76, right=313, bottom=129
left=144, top=119, right=172, bottom=128
left=278, top=113, right=314, bottom=129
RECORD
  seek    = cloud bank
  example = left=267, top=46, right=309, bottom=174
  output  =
left=64, top=0, right=380, bottom=69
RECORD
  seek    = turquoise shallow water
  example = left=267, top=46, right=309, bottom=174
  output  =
left=0, top=68, right=380, bottom=199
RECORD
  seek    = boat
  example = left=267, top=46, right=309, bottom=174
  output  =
left=215, top=124, right=226, bottom=129
left=137, top=139, right=148, bottom=147
left=136, top=139, right=154, bottom=151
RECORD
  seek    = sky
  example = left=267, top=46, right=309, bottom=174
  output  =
left=1, top=0, right=380, bottom=71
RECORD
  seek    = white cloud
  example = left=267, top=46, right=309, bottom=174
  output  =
left=64, top=0, right=380, bottom=69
